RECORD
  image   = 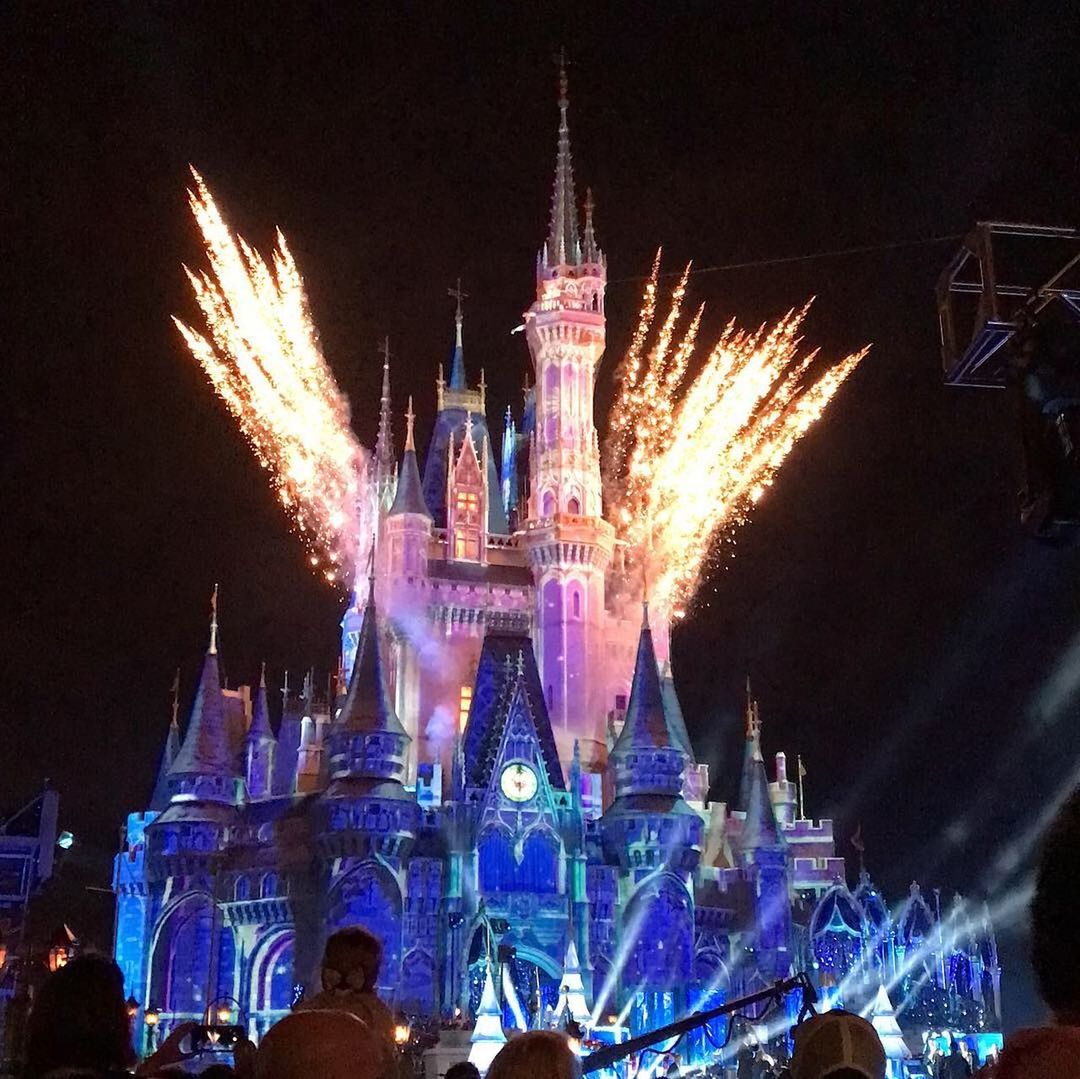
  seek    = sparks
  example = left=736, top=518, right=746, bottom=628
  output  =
left=173, top=169, right=370, bottom=583
left=604, top=252, right=869, bottom=617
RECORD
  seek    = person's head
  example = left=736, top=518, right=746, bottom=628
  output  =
left=1034, top=786, right=1080, bottom=1021
left=446, top=1063, right=481, bottom=1079
left=256, top=1011, right=382, bottom=1079
left=26, top=954, right=136, bottom=1078
left=790, top=1011, right=886, bottom=1079
left=949, top=1040, right=961, bottom=1054
left=321, top=926, right=383, bottom=994
left=486, top=1031, right=580, bottom=1079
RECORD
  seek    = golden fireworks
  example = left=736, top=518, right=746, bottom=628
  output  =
left=603, top=252, right=868, bottom=616
left=173, top=169, right=368, bottom=583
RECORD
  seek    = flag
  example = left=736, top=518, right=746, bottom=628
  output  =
left=798, top=755, right=807, bottom=780
left=851, top=824, right=865, bottom=853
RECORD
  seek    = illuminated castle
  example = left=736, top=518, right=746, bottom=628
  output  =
left=112, top=74, right=1001, bottom=1062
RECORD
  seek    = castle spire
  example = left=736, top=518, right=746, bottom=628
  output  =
left=327, top=570, right=410, bottom=783
left=545, top=51, right=580, bottom=268
left=582, top=186, right=599, bottom=263
left=737, top=678, right=765, bottom=812
left=208, top=582, right=219, bottom=655
left=150, top=668, right=183, bottom=810
left=609, top=603, right=687, bottom=797
left=389, top=397, right=431, bottom=518
left=375, top=337, right=394, bottom=467
left=168, top=591, right=236, bottom=801
left=448, top=278, right=468, bottom=391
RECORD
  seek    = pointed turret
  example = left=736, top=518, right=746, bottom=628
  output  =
left=388, top=398, right=431, bottom=518
left=245, top=662, right=276, bottom=801
left=448, top=279, right=468, bottom=391
left=150, top=668, right=182, bottom=810
left=327, top=578, right=410, bottom=784
left=609, top=605, right=687, bottom=798
left=167, top=586, right=238, bottom=804
left=554, top=938, right=591, bottom=1026
left=582, top=187, right=600, bottom=264
left=372, top=338, right=397, bottom=516
left=736, top=683, right=782, bottom=854
left=468, top=967, right=507, bottom=1074
left=737, top=678, right=764, bottom=812
left=544, top=58, right=580, bottom=268
left=866, top=983, right=908, bottom=1065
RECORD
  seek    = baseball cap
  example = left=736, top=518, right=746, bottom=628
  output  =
left=790, top=1010, right=886, bottom=1079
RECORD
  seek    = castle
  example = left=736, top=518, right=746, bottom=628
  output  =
left=112, top=73, right=1002, bottom=1068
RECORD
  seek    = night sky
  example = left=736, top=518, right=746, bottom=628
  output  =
left=8, top=3, right=1080, bottom=1027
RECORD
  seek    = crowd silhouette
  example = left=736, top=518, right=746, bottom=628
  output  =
left=20, top=783, right=1080, bottom=1079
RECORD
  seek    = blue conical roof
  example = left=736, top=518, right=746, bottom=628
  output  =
left=169, top=650, right=234, bottom=779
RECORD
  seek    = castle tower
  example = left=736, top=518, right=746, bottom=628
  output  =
left=522, top=64, right=615, bottom=768
left=736, top=698, right=793, bottom=983
left=383, top=399, right=432, bottom=780
left=245, top=663, right=276, bottom=801
left=165, top=586, right=238, bottom=806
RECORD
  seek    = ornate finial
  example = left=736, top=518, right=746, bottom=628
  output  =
left=583, top=187, right=599, bottom=263
left=170, top=666, right=181, bottom=728
left=641, top=598, right=649, bottom=629
left=516, top=650, right=525, bottom=677
left=259, top=660, right=267, bottom=689
left=378, top=335, right=392, bottom=371
left=449, top=277, right=468, bottom=326
left=405, top=396, right=416, bottom=452
left=464, top=410, right=474, bottom=444
left=281, top=669, right=290, bottom=706
left=546, top=48, right=579, bottom=267
left=208, top=583, right=219, bottom=655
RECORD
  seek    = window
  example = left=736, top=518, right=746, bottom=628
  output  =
left=458, top=685, right=473, bottom=732
left=572, top=590, right=581, bottom=618
left=567, top=496, right=580, bottom=515
left=454, top=491, right=479, bottom=525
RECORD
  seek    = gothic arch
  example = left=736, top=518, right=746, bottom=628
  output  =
left=248, top=929, right=295, bottom=1028
left=328, top=861, right=404, bottom=993
left=623, top=873, right=694, bottom=990
left=147, top=892, right=215, bottom=1025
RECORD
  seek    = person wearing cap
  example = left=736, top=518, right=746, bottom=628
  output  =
left=788, top=1010, right=886, bottom=1079
left=978, top=785, right=1080, bottom=1078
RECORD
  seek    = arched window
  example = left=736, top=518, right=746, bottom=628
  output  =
left=567, top=496, right=581, bottom=516
left=261, top=873, right=278, bottom=899
left=235, top=877, right=250, bottom=901
left=542, top=491, right=556, bottom=518
left=479, top=829, right=515, bottom=892
left=572, top=589, right=581, bottom=619
left=253, top=932, right=295, bottom=1014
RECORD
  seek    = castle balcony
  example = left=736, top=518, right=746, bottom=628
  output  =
left=520, top=514, right=615, bottom=570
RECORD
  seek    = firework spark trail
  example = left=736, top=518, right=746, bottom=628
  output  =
left=604, top=253, right=869, bottom=616
left=173, top=169, right=369, bottom=583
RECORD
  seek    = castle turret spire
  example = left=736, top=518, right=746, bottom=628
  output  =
left=448, top=278, right=468, bottom=391
left=582, top=186, right=599, bottom=264
left=609, top=604, right=687, bottom=798
left=375, top=337, right=394, bottom=468
left=545, top=54, right=580, bottom=268
left=389, top=397, right=431, bottom=518
left=150, top=668, right=182, bottom=810
left=246, top=661, right=276, bottom=801
left=327, top=578, right=410, bottom=784
left=167, top=587, right=237, bottom=803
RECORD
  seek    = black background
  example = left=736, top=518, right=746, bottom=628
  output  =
left=7, top=2, right=1080, bottom=1026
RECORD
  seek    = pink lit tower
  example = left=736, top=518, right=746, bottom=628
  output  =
left=521, top=61, right=616, bottom=770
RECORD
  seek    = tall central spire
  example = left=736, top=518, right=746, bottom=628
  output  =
left=448, top=278, right=468, bottom=391
left=545, top=53, right=580, bottom=268
left=375, top=336, right=393, bottom=467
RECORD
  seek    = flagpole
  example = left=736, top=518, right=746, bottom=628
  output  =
left=796, top=754, right=805, bottom=820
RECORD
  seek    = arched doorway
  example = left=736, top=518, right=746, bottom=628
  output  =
left=248, top=931, right=296, bottom=1039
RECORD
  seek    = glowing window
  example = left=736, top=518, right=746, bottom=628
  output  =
left=458, top=686, right=473, bottom=731
left=454, top=490, right=479, bottom=524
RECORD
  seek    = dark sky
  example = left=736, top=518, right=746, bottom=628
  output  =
left=7, top=2, right=1080, bottom=1027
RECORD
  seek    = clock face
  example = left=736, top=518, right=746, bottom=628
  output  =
left=500, top=762, right=538, bottom=803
